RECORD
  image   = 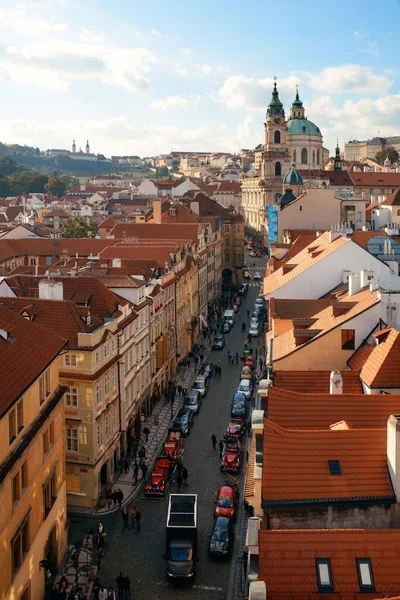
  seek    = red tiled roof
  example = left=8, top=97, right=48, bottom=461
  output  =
left=0, top=238, right=117, bottom=263
left=267, top=387, right=400, bottom=429
left=348, top=342, right=375, bottom=370
left=262, top=419, right=393, bottom=503
left=351, top=172, right=400, bottom=186
left=270, top=298, right=331, bottom=319
left=273, top=370, right=363, bottom=394
left=108, top=222, right=204, bottom=245
left=359, top=328, right=400, bottom=388
left=352, top=230, right=390, bottom=249
left=259, top=528, right=400, bottom=599
left=99, top=216, right=117, bottom=228
left=214, top=181, right=241, bottom=194
left=381, top=189, right=400, bottom=206
left=0, top=305, right=66, bottom=416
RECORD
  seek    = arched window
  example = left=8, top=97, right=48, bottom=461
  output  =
left=293, top=150, right=296, bottom=163
left=274, top=130, right=281, bottom=144
left=317, top=149, right=320, bottom=165
left=312, top=150, right=315, bottom=164
left=275, top=162, right=281, bottom=176
left=301, top=148, right=308, bottom=165
left=397, top=209, right=400, bottom=216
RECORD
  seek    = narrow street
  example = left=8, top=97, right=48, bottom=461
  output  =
left=69, top=255, right=265, bottom=600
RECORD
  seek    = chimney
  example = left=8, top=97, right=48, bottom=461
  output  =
left=328, top=230, right=341, bottom=243
left=249, top=582, right=266, bottom=600
left=342, top=270, right=352, bottom=284
left=348, top=274, right=361, bottom=296
left=39, top=279, right=64, bottom=300
left=387, top=415, right=400, bottom=502
left=330, top=370, right=343, bottom=394
left=112, top=258, right=122, bottom=268
left=153, top=198, right=162, bottom=224
left=360, top=269, right=373, bottom=288
left=0, top=328, right=9, bottom=342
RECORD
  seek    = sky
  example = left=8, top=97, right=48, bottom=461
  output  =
left=0, top=0, right=399, bottom=157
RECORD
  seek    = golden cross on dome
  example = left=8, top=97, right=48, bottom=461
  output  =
left=296, top=83, right=299, bottom=94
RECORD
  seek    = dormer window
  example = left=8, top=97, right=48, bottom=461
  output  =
left=356, top=558, right=375, bottom=592
left=316, top=558, right=333, bottom=592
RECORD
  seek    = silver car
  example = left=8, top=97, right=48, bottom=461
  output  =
left=238, top=379, right=252, bottom=400
left=184, top=390, right=202, bottom=414
left=192, top=375, right=209, bottom=398
left=249, top=326, right=259, bottom=337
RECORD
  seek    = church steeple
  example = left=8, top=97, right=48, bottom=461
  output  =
left=72, top=139, right=76, bottom=153
left=267, top=78, right=285, bottom=117
left=290, top=85, right=305, bottom=119
left=334, top=140, right=342, bottom=171
left=86, top=139, right=90, bottom=154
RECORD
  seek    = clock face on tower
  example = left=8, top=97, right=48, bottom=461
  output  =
left=274, top=117, right=281, bottom=125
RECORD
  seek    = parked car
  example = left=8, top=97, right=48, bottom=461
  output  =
left=220, top=440, right=242, bottom=473
left=199, top=363, right=215, bottom=378
left=223, top=417, right=246, bottom=441
left=253, top=272, right=261, bottom=281
left=240, top=366, right=252, bottom=381
left=255, top=298, right=264, bottom=306
left=231, top=392, right=246, bottom=417
left=208, top=517, right=235, bottom=558
left=184, top=390, right=202, bottom=414
left=144, top=456, right=172, bottom=497
left=214, top=484, right=239, bottom=520
left=221, top=321, right=231, bottom=334
left=212, top=334, right=225, bottom=350
left=163, top=431, right=184, bottom=463
left=171, top=408, right=194, bottom=437
left=250, top=318, right=259, bottom=328
left=249, top=326, right=259, bottom=337
left=192, top=375, right=209, bottom=398
left=249, top=251, right=256, bottom=257
left=238, top=379, right=252, bottom=400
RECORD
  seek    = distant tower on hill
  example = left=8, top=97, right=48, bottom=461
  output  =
left=86, top=140, right=90, bottom=154
left=334, top=140, right=342, bottom=172
left=72, top=139, right=76, bottom=153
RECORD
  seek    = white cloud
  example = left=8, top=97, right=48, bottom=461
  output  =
left=306, top=64, right=391, bottom=94
left=354, top=30, right=379, bottom=57
left=150, top=94, right=199, bottom=111
left=200, top=64, right=212, bottom=75
left=0, top=2, right=68, bottom=37
left=218, top=74, right=300, bottom=110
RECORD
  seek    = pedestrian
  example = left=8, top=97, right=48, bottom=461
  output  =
left=177, top=385, right=182, bottom=397
left=182, top=466, right=189, bottom=487
left=108, top=587, right=116, bottom=600
left=143, top=426, right=150, bottom=442
left=124, top=577, right=131, bottom=599
left=122, top=507, right=129, bottom=528
left=211, top=434, right=217, bottom=449
left=98, top=588, right=108, bottom=600
left=247, top=309, right=250, bottom=319
left=259, top=358, right=263, bottom=371
left=135, top=508, right=142, bottom=531
left=199, top=353, right=204, bottom=363
left=218, top=365, right=222, bottom=377
left=141, top=462, right=148, bottom=481
left=130, top=506, right=137, bottom=529
left=132, top=437, right=138, bottom=461
left=219, top=439, right=224, bottom=457
left=138, top=445, right=146, bottom=465
left=235, top=352, right=239, bottom=364
left=227, top=350, right=232, bottom=363
left=117, top=488, right=124, bottom=509
left=177, top=472, right=183, bottom=490
left=124, top=457, right=129, bottom=474
left=116, top=574, right=124, bottom=599
left=255, top=348, right=258, bottom=359
left=98, top=523, right=104, bottom=536
left=133, top=462, right=139, bottom=484
left=105, top=488, right=112, bottom=509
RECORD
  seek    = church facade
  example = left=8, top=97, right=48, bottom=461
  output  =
left=242, top=82, right=327, bottom=244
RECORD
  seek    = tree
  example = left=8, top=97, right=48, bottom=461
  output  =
left=30, top=174, right=49, bottom=193
left=157, top=166, right=169, bottom=178
left=60, top=216, right=98, bottom=238
left=0, top=155, right=19, bottom=175
left=375, top=146, right=399, bottom=165
left=45, top=176, right=66, bottom=198
left=0, top=175, right=11, bottom=197
left=8, top=171, right=34, bottom=194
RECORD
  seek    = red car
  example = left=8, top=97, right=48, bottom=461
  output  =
left=163, top=432, right=184, bottom=463
left=144, top=457, right=172, bottom=497
left=220, top=440, right=242, bottom=473
left=214, top=484, right=239, bottom=519
left=223, top=417, right=246, bottom=441
left=232, top=303, right=239, bottom=313
left=245, top=358, right=255, bottom=370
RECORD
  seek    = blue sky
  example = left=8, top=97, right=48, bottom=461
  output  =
left=0, top=0, right=399, bottom=157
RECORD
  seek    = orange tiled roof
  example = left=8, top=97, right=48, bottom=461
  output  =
left=381, top=189, right=400, bottom=206
left=272, top=286, right=380, bottom=362
left=264, top=232, right=350, bottom=296
left=270, top=298, right=331, bottom=319
left=358, top=327, right=400, bottom=388
left=108, top=222, right=204, bottom=245
left=259, top=529, right=400, bottom=599
left=273, top=370, right=362, bottom=393
left=352, top=230, right=390, bottom=249
left=0, top=305, right=67, bottom=417
left=262, top=419, right=393, bottom=504
left=351, top=172, right=400, bottom=186
left=348, top=341, right=375, bottom=370
left=267, top=387, right=400, bottom=429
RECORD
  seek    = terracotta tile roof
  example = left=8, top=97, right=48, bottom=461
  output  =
left=351, top=172, right=400, bottom=186
left=0, top=305, right=67, bottom=416
left=358, top=328, right=400, bottom=388
left=108, top=222, right=204, bottom=245
left=259, top=528, right=400, bottom=599
left=272, top=286, right=380, bottom=362
left=270, top=298, right=331, bottom=319
left=99, top=244, right=179, bottom=268
left=0, top=238, right=117, bottom=263
left=348, top=342, right=375, bottom=370
left=296, top=169, right=354, bottom=186
left=161, top=203, right=200, bottom=224
left=262, top=419, right=394, bottom=504
left=99, top=216, right=117, bottom=228
left=267, top=386, right=400, bottom=429
left=45, top=209, right=70, bottom=218
left=381, top=189, right=400, bottom=206
left=214, top=181, right=241, bottom=194
left=351, top=230, right=390, bottom=249
left=264, top=232, right=350, bottom=296
left=273, top=370, right=363, bottom=394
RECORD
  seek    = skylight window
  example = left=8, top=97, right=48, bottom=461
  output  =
left=328, top=460, right=341, bottom=475
left=356, top=558, right=375, bottom=592
left=315, top=558, right=333, bottom=592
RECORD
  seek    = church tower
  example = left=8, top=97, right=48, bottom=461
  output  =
left=86, top=140, right=90, bottom=154
left=334, top=140, right=342, bottom=171
left=72, top=139, right=76, bottom=153
left=261, top=79, right=290, bottom=179
left=289, top=85, right=305, bottom=119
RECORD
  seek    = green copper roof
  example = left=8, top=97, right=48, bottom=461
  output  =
left=292, top=88, right=303, bottom=107
left=267, top=81, right=285, bottom=116
left=283, top=162, right=304, bottom=186
left=286, top=118, right=321, bottom=136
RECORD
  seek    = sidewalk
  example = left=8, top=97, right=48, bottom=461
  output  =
left=69, top=343, right=210, bottom=517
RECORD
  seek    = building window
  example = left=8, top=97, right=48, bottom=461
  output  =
left=275, top=161, right=281, bottom=176
left=104, top=375, right=110, bottom=396
left=341, top=329, right=355, bottom=350
left=224, top=224, right=230, bottom=232
left=96, top=381, right=102, bottom=405
left=225, top=252, right=230, bottom=263
left=9, top=399, right=24, bottom=443
left=97, top=423, right=103, bottom=448
left=298, top=205, right=303, bottom=212
left=112, top=368, right=117, bottom=391
left=317, top=149, right=320, bottom=165
left=95, top=350, right=101, bottom=365
left=45, top=256, right=53, bottom=266
left=12, top=462, right=28, bottom=506
left=66, top=428, right=78, bottom=452
left=30, top=258, right=36, bottom=266
left=43, top=471, right=57, bottom=519
left=225, top=236, right=230, bottom=247
left=316, top=558, right=333, bottom=592
left=17, top=400, right=24, bottom=432
left=65, top=354, right=77, bottom=367
left=105, top=414, right=110, bottom=439
left=274, top=130, right=281, bottom=144
left=293, top=149, right=296, bottom=163
left=328, top=460, right=341, bottom=475
left=356, top=558, right=375, bottom=592
left=66, top=387, right=78, bottom=407
left=12, top=516, right=30, bottom=577
left=104, top=343, right=109, bottom=359
left=66, top=474, right=81, bottom=493
left=301, top=148, right=308, bottom=164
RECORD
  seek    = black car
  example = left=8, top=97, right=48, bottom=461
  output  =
left=231, top=392, right=246, bottom=418
left=171, top=408, right=194, bottom=437
left=199, top=363, right=215, bottom=378
left=212, top=334, right=225, bottom=350
left=208, top=517, right=234, bottom=558
left=220, top=321, right=230, bottom=334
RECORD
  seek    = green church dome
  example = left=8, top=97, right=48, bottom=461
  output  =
left=283, top=162, right=303, bottom=186
left=286, top=118, right=321, bottom=136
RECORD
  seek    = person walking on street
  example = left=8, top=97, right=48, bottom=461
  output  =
left=227, top=350, right=232, bottom=363
left=177, top=472, right=183, bottom=490
left=122, top=507, right=129, bottom=528
left=247, top=309, right=250, bottom=319
left=116, top=573, right=124, bottom=599
left=138, top=445, right=146, bottom=466
left=259, top=358, right=263, bottom=371
left=219, top=439, right=224, bottom=458
left=117, top=489, right=124, bottom=509
left=130, top=506, right=137, bottom=529
left=133, top=462, right=139, bottom=484
left=135, top=508, right=142, bottom=531
left=124, top=457, right=129, bottom=474
left=182, top=466, right=189, bottom=487
left=235, top=352, right=239, bottom=365
left=141, top=462, right=148, bottom=481
left=99, top=587, right=108, bottom=600
left=143, top=426, right=150, bottom=442
left=108, top=587, right=116, bottom=600
left=211, top=434, right=217, bottom=449
left=124, top=577, right=131, bottom=599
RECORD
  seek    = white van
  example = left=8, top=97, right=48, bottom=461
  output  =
left=223, top=309, right=235, bottom=327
